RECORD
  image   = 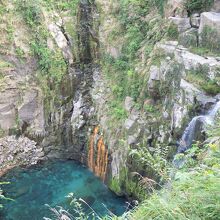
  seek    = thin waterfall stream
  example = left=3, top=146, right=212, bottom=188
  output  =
left=178, top=100, right=220, bottom=153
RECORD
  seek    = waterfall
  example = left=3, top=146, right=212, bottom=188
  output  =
left=88, top=126, right=109, bottom=181
left=178, top=101, right=220, bottom=153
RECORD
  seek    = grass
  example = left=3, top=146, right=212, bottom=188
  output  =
left=189, top=47, right=220, bottom=57
left=123, top=147, right=220, bottom=219
left=120, top=115, right=220, bottom=220
left=0, top=60, right=13, bottom=69
left=200, top=26, right=220, bottom=52
left=166, top=22, right=179, bottom=40
left=185, top=69, right=220, bottom=96
left=126, top=169, right=220, bottom=220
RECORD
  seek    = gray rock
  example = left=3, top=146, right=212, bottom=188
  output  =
left=214, top=93, right=220, bottom=100
left=199, top=12, right=220, bottom=34
left=211, top=0, right=220, bottom=12
left=48, top=23, right=73, bottom=64
left=165, top=0, right=187, bottom=18
left=124, top=96, right=134, bottom=112
left=148, top=65, right=160, bottom=91
left=156, top=41, right=178, bottom=55
left=199, top=12, right=220, bottom=49
left=124, top=119, right=135, bottom=131
left=128, top=135, right=137, bottom=145
left=0, top=136, right=44, bottom=176
left=172, top=103, right=188, bottom=129
left=196, top=94, right=217, bottom=108
left=169, top=17, right=191, bottom=33
left=191, top=14, right=200, bottom=28
left=71, top=95, right=84, bottom=132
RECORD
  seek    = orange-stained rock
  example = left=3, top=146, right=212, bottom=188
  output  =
left=88, top=126, right=108, bottom=181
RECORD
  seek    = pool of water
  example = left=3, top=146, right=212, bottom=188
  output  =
left=0, top=160, right=127, bottom=220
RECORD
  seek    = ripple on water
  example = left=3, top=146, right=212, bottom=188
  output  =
left=0, top=160, right=126, bottom=220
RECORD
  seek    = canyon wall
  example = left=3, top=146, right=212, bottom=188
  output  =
left=0, top=0, right=220, bottom=199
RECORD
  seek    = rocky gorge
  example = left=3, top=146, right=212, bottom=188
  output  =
left=0, top=0, right=220, bottom=212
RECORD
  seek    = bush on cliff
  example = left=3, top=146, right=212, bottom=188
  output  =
left=123, top=116, right=220, bottom=220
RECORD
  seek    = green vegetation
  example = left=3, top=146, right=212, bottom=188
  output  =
left=200, top=26, right=220, bottom=52
left=15, top=48, right=25, bottom=59
left=16, top=0, right=67, bottom=84
left=189, top=47, right=220, bottom=57
left=109, top=167, right=149, bottom=201
left=185, top=66, right=220, bottom=95
left=14, top=0, right=79, bottom=115
left=46, top=193, right=112, bottom=220
left=42, top=0, right=79, bottom=15
left=166, top=22, right=179, bottom=40
left=101, top=0, right=170, bottom=121
left=124, top=116, right=220, bottom=220
left=185, top=0, right=214, bottom=14
left=48, top=117, right=220, bottom=220
left=150, top=49, right=167, bottom=67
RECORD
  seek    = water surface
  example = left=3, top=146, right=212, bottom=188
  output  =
left=0, top=160, right=126, bottom=220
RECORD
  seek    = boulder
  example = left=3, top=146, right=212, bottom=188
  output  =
left=124, top=119, right=136, bottom=131
left=199, top=12, right=220, bottom=50
left=148, top=65, right=160, bottom=96
left=199, top=12, right=220, bottom=34
left=196, top=94, right=217, bottom=110
left=155, top=41, right=178, bottom=55
left=157, top=41, right=220, bottom=81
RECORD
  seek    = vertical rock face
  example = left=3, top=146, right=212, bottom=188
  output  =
left=88, top=126, right=108, bottom=181
left=77, top=0, right=92, bottom=63
left=0, top=0, right=99, bottom=171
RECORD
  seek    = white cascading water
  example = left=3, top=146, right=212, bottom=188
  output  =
left=177, top=101, right=220, bottom=153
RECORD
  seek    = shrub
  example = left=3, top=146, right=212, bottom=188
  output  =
left=201, top=80, right=220, bottom=95
left=16, top=0, right=42, bottom=27
left=167, top=22, right=179, bottom=40
left=185, top=0, right=214, bottom=14
left=126, top=142, right=220, bottom=220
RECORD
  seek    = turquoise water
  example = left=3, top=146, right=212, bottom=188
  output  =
left=0, top=160, right=127, bottom=220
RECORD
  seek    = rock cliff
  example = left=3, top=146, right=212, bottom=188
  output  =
left=0, top=0, right=220, bottom=200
